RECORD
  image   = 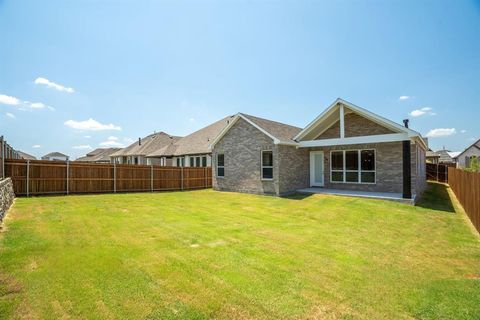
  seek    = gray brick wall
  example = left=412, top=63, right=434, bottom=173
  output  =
left=212, top=118, right=279, bottom=195
left=277, top=145, right=309, bottom=195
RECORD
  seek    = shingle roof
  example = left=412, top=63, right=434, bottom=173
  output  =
left=76, top=148, right=121, bottom=162
left=110, top=132, right=181, bottom=157
left=17, top=150, right=37, bottom=160
left=239, top=113, right=302, bottom=143
left=426, top=150, right=440, bottom=158
left=42, top=152, right=68, bottom=158
left=435, top=149, right=456, bottom=163
left=454, top=138, right=480, bottom=159
left=147, top=116, right=234, bottom=157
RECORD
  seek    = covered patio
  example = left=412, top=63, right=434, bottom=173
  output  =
left=297, top=187, right=415, bottom=205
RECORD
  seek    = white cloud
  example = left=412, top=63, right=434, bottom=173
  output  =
left=99, top=136, right=124, bottom=147
left=0, top=94, right=20, bottom=105
left=399, top=96, right=411, bottom=101
left=64, top=118, right=121, bottom=131
left=426, top=128, right=456, bottom=138
left=32, top=144, right=41, bottom=148
left=460, top=129, right=466, bottom=133
left=73, top=145, right=92, bottom=150
left=84, top=135, right=91, bottom=138
left=6, top=112, right=15, bottom=119
left=34, top=77, right=74, bottom=93
left=409, top=107, right=435, bottom=117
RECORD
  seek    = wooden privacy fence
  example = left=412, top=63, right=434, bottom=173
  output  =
left=5, top=159, right=212, bottom=196
left=448, top=167, right=480, bottom=233
left=426, top=163, right=455, bottom=182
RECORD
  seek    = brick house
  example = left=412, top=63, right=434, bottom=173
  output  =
left=210, top=99, right=427, bottom=202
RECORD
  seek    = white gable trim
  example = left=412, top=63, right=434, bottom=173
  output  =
left=294, top=98, right=423, bottom=142
left=299, top=133, right=411, bottom=148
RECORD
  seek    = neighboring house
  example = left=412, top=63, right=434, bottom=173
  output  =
left=210, top=98, right=427, bottom=201
left=41, top=152, right=69, bottom=161
left=454, top=138, right=480, bottom=168
left=17, top=150, right=37, bottom=160
left=76, top=148, right=121, bottom=163
left=110, top=132, right=181, bottom=165
left=146, top=116, right=234, bottom=167
left=426, top=150, right=440, bottom=164
left=435, top=149, right=459, bottom=164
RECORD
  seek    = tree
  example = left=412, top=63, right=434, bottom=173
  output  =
left=466, top=156, right=479, bottom=173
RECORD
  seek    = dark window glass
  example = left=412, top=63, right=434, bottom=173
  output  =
left=331, top=151, right=343, bottom=170
left=361, top=150, right=375, bottom=171
left=217, top=167, right=225, bottom=177
left=361, top=172, right=375, bottom=183
left=262, top=151, right=273, bottom=166
left=331, top=171, right=343, bottom=182
left=262, top=167, right=273, bottom=179
left=196, top=157, right=201, bottom=167
left=217, top=154, right=224, bottom=166
left=345, top=151, right=358, bottom=170
left=190, top=157, right=194, bottom=167
left=346, top=171, right=359, bottom=182
left=202, top=157, right=207, bottom=167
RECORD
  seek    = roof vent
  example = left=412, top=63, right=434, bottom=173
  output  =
left=403, top=119, right=409, bottom=128
left=138, top=138, right=141, bottom=146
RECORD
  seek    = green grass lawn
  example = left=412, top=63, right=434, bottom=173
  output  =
left=0, top=183, right=479, bottom=319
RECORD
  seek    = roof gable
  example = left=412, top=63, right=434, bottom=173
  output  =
left=294, top=98, right=422, bottom=141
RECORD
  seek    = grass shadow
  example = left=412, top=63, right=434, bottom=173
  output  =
left=416, top=182, right=455, bottom=213
left=281, top=193, right=313, bottom=201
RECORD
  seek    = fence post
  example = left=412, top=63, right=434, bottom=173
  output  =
left=26, top=160, right=30, bottom=197
left=66, top=160, right=69, bottom=195
left=0, top=136, right=4, bottom=179
left=113, top=162, right=117, bottom=193
left=151, top=165, right=154, bottom=192
left=181, top=166, right=184, bottom=190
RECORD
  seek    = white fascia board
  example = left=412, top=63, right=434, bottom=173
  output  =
left=293, top=98, right=341, bottom=141
left=208, top=114, right=241, bottom=149
left=298, top=133, right=410, bottom=148
left=275, top=140, right=299, bottom=146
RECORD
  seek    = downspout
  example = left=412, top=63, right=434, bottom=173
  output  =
left=402, top=119, right=412, bottom=199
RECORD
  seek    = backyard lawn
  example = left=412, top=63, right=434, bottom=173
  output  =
left=0, top=183, right=479, bottom=319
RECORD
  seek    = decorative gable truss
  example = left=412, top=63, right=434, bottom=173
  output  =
left=294, top=98, right=427, bottom=149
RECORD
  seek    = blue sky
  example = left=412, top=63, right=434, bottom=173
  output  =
left=1, top=0, right=479, bottom=159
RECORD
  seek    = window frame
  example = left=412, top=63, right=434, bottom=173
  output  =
left=216, top=153, right=225, bottom=178
left=329, top=149, right=376, bottom=184
left=261, top=150, right=274, bottom=181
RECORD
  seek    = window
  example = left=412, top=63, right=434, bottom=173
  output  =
left=196, top=157, right=201, bottom=167
left=261, top=151, right=273, bottom=180
left=202, top=156, right=207, bottom=167
left=330, top=149, right=375, bottom=184
left=190, top=157, right=194, bottom=167
left=217, top=154, right=224, bottom=177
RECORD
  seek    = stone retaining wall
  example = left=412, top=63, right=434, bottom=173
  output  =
left=0, top=178, right=15, bottom=223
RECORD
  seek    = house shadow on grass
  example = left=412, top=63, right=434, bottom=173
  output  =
left=281, top=193, right=313, bottom=201
left=416, top=182, right=455, bottom=213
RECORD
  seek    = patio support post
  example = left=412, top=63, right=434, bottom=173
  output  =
left=402, top=141, right=412, bottom=199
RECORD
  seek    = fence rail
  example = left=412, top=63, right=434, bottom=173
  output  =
left=5, top=159, right=212, bottom=196
left=448, top=167, right=480, bottom=233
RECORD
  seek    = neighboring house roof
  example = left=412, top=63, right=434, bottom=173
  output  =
left=454, top=138, right=480, bottom=159
left=42, top=152, right=69, bottom=158
left=447, top=151, right=461, bottom=159
left=210, top=114, right=302, bottom=148
left=148, top=116, right=235, bottom=157
left=435, top=149, right=457, bottom=163
left=110, top=132, right=181, bottom=157
left=426, top=150, right=440, bottom=158
left=293, top=98, right=427, bottom=149
left=76, top=148, right=121, bottom=162
left=17, top=150, right=37, bottom=160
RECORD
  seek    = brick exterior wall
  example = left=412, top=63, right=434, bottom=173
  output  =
left=212, top=118, right=279, bottom=195
left=212, top=115, right=425, bottom=199
left=316, top=112, right=394, bottom=140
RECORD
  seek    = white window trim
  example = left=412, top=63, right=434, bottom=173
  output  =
left=216, top=153, right=225, bottom=178
left=329, top=149, right=376, bottom=184
left=261, top=150, right=274, bottom=181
